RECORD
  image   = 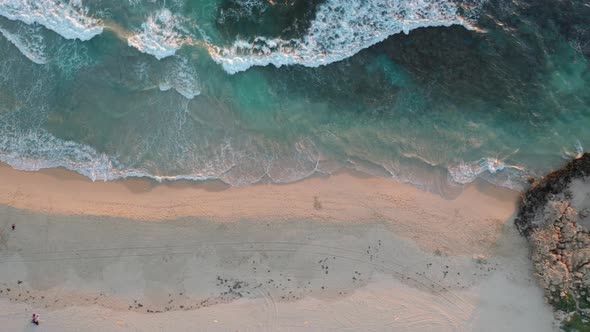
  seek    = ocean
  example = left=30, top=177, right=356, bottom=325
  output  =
left=0, top=0, right=588, bottom=194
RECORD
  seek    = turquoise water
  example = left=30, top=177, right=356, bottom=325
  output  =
left=0, top=0, right=588, bottom=193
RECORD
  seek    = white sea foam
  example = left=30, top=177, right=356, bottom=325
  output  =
left=0, top=24, right=48, bottom=64
left=0, top=0, right=103, bottom=41
left=158, top=57, right=201, bottom=99
left=0, top=126, right=117, bottom=181
left=561, top=140, right=584, bottom=159
left=210, top=0, right=484, bottom=74
left=0, top=123, right=319, bottom=186
left=0, top=122, right=213, bottom=182
left=448, top=158, right=507, bottom=184
left=127, top=9, right=189, bottom=60
left=0, top=111, right=528, bottom=191
left=447, top=157, right=528, bottom=189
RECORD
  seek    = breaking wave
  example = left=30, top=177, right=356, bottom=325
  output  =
left=0, top=23, right=48, bottom=64
left=0, top=116, right=214, bottom=183
left=209, top=0, right=486, bottom=74
left=0, top=109, right=320, bottom=186
left=0, top=0, right=103, bottom=41
left=0, top=128, right=321, bottom=186
left=448, top=157, right=528, bottom=190
left=0, top=0, right=486, bottom=75
left=127, top=8, right=191, bottom=60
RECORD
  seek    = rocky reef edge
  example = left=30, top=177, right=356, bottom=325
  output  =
left=516, top=153, right=590, bottom=331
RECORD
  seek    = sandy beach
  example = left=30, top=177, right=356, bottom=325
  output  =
left=0, top=164, right=556, bottom=331
left=0, top=163, right=518, bottom=256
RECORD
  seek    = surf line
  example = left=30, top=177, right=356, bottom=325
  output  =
left=100, top=20, right=209, bottom=58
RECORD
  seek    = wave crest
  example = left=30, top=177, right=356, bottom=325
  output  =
left=0, top=0, right=103, bottom=41
left=127, top=9, right=190, bottom=60
left=209, top=0, right=485, bottom=74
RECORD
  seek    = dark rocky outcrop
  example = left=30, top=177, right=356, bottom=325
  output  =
left=515, top=153, right=590, bottom=331
left=516, top=153, right=590, bottom=236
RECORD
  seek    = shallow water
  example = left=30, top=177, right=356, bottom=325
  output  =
left=0, top=0, right=588, bottom=192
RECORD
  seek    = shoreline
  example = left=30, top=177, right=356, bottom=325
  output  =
left=0, top=162, right=519, bottom=255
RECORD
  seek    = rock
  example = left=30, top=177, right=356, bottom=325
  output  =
left=562, top=223, right=577, bottom=239
left=515, top=153, right=590, bottom=235
left=515, top=154, right=590, bottom=329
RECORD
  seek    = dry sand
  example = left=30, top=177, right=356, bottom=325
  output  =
left=0, top=164, right=557, bottom=331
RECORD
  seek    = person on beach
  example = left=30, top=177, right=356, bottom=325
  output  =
left=32, top=313, right=39, bottom=325
left=11, top=224, right=15, bottom=230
